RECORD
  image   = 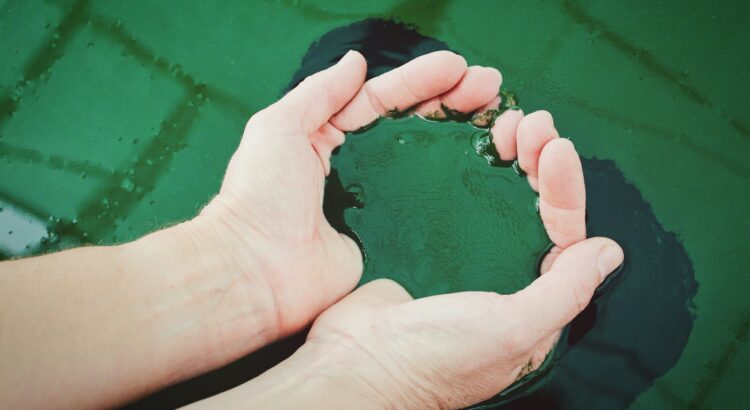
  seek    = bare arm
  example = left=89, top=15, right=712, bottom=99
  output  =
left=0, top=218, right=277, bottom=408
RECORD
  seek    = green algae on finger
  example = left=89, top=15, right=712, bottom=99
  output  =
left=499, top=89, right=519, bottom=111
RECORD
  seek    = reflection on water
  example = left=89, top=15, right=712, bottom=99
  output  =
left=0, top=199, right=48, bottom=256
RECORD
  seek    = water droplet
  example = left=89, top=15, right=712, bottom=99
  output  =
left=345, top=184, right=365, bottom=207
left=121, top=178, right=135, bottom=192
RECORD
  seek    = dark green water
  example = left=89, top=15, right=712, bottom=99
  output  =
left=1, top=1, right=749, bottom=409
left=331, top=117, right=547, bottom=298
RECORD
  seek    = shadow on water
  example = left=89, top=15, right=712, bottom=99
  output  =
left=128, top=19, right=697, bottom=410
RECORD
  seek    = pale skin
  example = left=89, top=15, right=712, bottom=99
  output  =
left=0, top=51, right=623, bottom=409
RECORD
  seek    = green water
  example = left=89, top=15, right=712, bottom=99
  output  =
left=332, top=117, right=548, bottom=297
left=1, top=0, right=749, bottom=408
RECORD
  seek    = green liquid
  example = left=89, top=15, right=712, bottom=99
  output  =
left=331, top=117, right=549, bottom=298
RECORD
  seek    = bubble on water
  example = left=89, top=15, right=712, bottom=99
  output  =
left=71, top=218, right=78, bottom=225
left=397, top=136, right=405, bottom=144
left=121, top=178, right=135, bottom=192
left=345, top=184, right=365, bottom=207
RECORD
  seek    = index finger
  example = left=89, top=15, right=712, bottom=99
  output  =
left=330, top=51, right=468, bottom=131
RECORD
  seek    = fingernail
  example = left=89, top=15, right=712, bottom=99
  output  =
left=597, top=245, right=624, bottom=279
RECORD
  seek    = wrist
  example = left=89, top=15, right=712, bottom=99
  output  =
left=116, top=217, right=280, bottom=383
left=196, top=339, right=397, bottom=409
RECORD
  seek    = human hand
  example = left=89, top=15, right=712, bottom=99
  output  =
left=189, top=49, right=517, bottom=345
left=184, top=92, right=621, bottom=409
left=287, top=112, right=616, bottom=409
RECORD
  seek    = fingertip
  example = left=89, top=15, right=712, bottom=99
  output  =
left=517, top=110, right=559, bottom=182
left=597, top=243, right=624, bottom=278
left=441, top=66, right=502, bottom=113
left=432, top=50, right=468, bottom=78
left=491, top=108, right=523, bottom=160
left=339, top=49, right=367, bottom=82
left=404, top=51, right=468, bottom=99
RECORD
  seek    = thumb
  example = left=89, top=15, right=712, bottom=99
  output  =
left=508, top=237, right=624, bottom=342
left=268, top=50, right=367, bottom=135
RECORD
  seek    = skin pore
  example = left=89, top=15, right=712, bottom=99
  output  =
left=0, top=51, right=622, bottom=409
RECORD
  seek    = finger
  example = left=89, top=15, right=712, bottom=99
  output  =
left=331, top=51, right=468, bottom=131
left=516, top=111, right=559, bottom=190
left=538, top=138, right=586, bottom=249
left=539, top=246, right=562, bottom=274
left=508, top=237, right=624, bottom=341
left=416, top=66, right=501, bottom=119
left=266, top=50, right=367, bottom=135
left=491, top=109, right=524, bottom=161
left=310, top=122, right=345, bottom=175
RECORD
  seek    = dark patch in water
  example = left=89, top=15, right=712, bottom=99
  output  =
left=128, top=19, right=697, bottom=410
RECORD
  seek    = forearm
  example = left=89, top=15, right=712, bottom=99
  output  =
left=183, top=339, right=394, bottom=410
left=0, top=218, right=278, bottom=408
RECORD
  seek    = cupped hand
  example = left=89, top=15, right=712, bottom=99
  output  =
left=194, top=50, right=500, bottom=341
left=185, top=49, right=622, bottom=409
left=296, top=67, right=618, bottom=408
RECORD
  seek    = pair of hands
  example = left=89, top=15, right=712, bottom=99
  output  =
left=192, top=50, right=623, bottom=408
